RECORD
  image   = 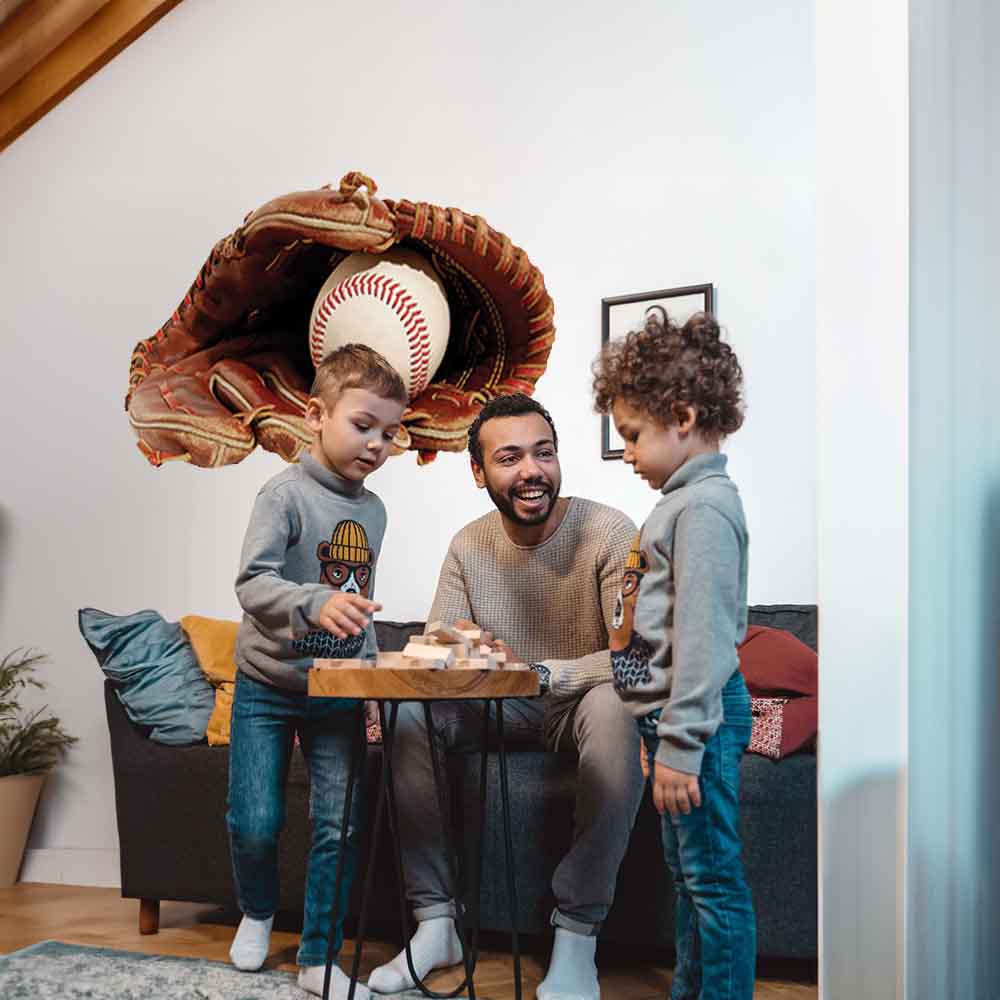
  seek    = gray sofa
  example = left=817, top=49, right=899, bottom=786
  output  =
left=104, top=604, right=817, bottom=959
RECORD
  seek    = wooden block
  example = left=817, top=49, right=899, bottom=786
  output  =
left=381, top=651, right=453, bottom=670
left=414, top=631, right=472, bottom=656
left=402, top=643, right=454, bottom=668
left=407, top=633, right=442, bottom=646
left=313, top=658, right=372, bottom=670
left=452, top=658, right=494, bottom=670
left=424, top=620, right=468, bottom=646
left=433, top=642, right=471, bottom=658
left=456, top=627, right=481, bottom=642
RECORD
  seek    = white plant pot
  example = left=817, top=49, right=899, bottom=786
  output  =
left=0, top=772, right=45, bottom=887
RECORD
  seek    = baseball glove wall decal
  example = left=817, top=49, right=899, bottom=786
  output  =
left=125, top=172, right=556, bottom=468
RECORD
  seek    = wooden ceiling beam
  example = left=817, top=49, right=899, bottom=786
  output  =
left=1, top=1, right=111, bottom=95
left=0, top=0, right=31, bottom=29
left=0, top=0, right=181, bottom=153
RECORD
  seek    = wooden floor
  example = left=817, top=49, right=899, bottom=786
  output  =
left=0, top=884, right=817, bottom=999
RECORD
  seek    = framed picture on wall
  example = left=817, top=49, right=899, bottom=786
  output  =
left=600, top=283, right=716, bottom=459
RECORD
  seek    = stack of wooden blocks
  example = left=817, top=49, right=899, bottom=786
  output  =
left=323, top=621, right=528, bottom=671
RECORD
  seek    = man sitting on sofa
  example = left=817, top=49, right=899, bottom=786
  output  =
left=367, top=394, right=645, bottom=1000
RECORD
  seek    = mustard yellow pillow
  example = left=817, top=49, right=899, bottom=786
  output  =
left=180, top=615, right=239, bottom=685
left=181, top=616, right=239, bottom=746
left=206, top=681, right=235, bottom=746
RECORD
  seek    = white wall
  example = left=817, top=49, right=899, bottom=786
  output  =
left=0, top=1, right=816, bottom=878
left=816, top=0, right=909, bottom=996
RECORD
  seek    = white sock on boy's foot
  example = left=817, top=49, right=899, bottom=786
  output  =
left=367, top=916, right=462, bottom=994
left=229, top=913, right=274, bottom=971
left=298, top=963, right=371, bottom=1000
left=536, top=927, right=599, bottom=1000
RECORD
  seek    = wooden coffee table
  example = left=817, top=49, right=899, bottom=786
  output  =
left=309, top=664, right=540, bottom=1000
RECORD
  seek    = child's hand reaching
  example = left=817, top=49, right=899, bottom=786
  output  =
left=652, top=761, right=702, bottom=817
left=318, top=593, right=382, bottom=639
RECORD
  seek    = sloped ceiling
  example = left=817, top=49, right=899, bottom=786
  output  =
left=0, top=0, right=181, bottom=151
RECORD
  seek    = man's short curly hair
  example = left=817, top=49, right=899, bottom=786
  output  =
left=467, top=393, right=558, bottom=467
left=592, top=309, right=744, bottom=438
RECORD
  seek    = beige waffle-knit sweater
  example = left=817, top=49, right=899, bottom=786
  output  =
left=428, top=497, right=636, bottom=732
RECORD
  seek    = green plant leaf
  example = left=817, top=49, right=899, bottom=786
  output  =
left=0, top=648, right=77, bottom=776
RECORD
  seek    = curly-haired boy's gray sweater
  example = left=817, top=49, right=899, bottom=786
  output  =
left=610, top=452, right=748, bottom=775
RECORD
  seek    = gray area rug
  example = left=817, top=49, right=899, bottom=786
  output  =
left=0, top=940, right=467, bottom=999
left=0, top=940, right=302, bottom=999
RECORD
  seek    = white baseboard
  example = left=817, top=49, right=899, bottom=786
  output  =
left=19, top=848, right=121, bottom=888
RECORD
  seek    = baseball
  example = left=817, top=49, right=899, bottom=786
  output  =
left=309, top=247, right=450, bottom=400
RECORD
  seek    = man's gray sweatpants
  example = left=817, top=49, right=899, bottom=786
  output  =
left=388, top=682, right=646, bottom=935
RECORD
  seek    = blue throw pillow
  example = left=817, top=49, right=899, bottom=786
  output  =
left=78, top=607, right=215, bottom=745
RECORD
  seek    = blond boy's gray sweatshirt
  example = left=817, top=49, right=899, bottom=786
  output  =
left=235, top=451, right=384, bottom=691
left=610, top=452, right=748, bottom=774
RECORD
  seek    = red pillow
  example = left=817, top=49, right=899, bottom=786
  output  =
left=739, top=625, right=817, bottom=756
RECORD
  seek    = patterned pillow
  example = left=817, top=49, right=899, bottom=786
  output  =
left=748, top=697, right=789, bottom=759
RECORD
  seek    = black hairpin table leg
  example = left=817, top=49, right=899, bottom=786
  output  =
left=342, top=702, right=395, bottom=1000
left=322, top=703, right=368, bottom=1000
left=494, top=699, right=523, bottom=1000
left=319, top=694, right=525, bottom=1000
left=416, top=701, right=480, bottom=1000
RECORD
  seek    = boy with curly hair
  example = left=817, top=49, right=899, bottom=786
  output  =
left=592, top=309, right=755, bottom=1000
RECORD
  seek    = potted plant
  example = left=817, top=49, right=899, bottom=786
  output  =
left=0, top=648, right=77, bottom=887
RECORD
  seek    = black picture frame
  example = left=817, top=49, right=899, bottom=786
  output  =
left=600, top=283, right=716, bottom=460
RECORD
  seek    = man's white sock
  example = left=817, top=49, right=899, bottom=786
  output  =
left=298, top=964, right=371, bottom=1000
left=536, top=927, right=599, bottom=1000
left=367, top=916, right=462, bottom=994
left=229, top=913, right=274, bottom=971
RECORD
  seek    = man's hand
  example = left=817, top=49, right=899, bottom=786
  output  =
left=452, top=618, right=522, bottom=663
left=317, top=593, right=382, bottom=639
left=453, top=617, right=494, bottom=647
left=652, top=761, right=702, bottom=817
left=365, top=700, right=380, bottom=728
left=490, top=638, right=525, bottom=666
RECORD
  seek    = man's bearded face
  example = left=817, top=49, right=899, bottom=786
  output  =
left=476, top=413, right=562, bottom=527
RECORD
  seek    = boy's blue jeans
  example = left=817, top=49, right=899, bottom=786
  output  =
left=638, top=671, right=756, bottom=1000
left=227, top=670, right=361, bottom=968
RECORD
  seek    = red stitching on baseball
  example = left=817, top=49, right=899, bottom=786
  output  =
left=311, top=269, right=436, bottom=390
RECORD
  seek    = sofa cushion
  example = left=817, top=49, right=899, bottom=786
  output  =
left=373, top=620, right=427, bottom=652
left=180, top=615, right=239, bottom=684
left=740, top=622, right=818, bottom=757
left=748, top=604, right=818, bottom=651
left=180, top=616, right=240, bottom=746
left=79, top=608, right=214, bottom=745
